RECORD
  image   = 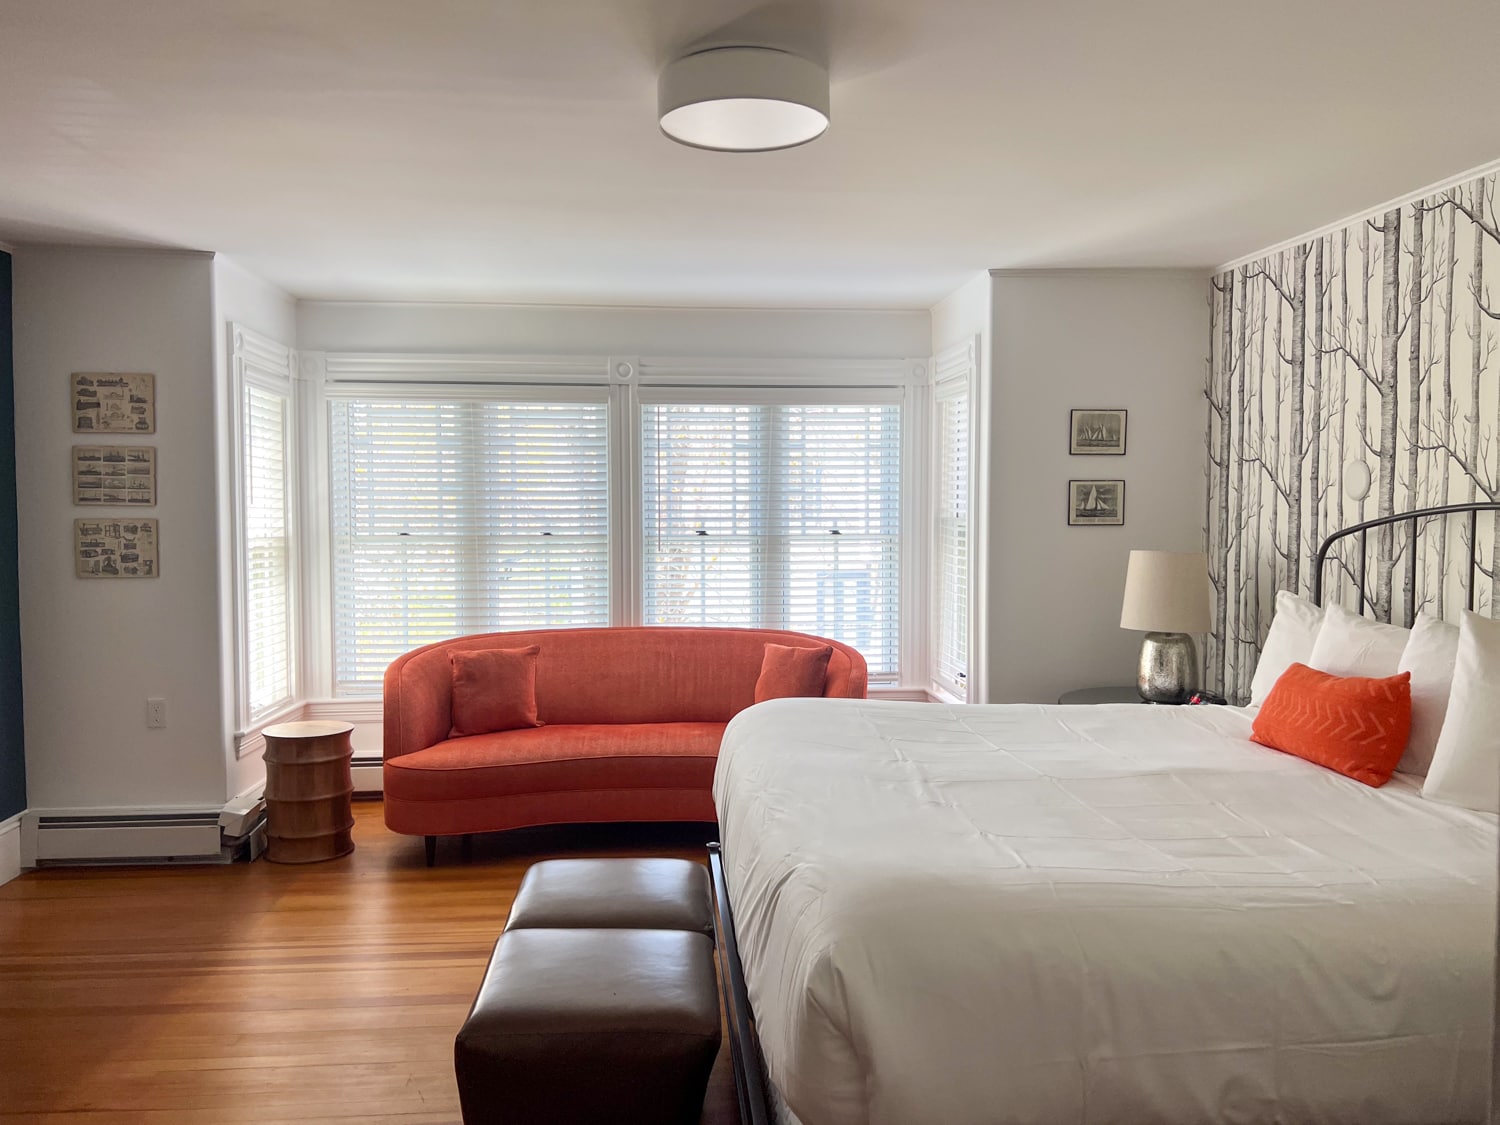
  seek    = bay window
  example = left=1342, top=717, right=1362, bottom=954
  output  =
left=231, top=352, right=935, bottom=706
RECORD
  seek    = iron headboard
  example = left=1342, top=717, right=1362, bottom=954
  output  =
left=1310, top=501, right=1500, bottom=615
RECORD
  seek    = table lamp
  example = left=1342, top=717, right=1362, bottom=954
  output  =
left=1120, top=550, right=1212, bottom=704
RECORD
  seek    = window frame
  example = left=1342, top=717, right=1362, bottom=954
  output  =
left=229, top=324, right=300, bottom=734
left=930, top=338, right=978, bottom=701
left=638, top=387, right=907, bottom=680
left=322, top=383, right=613, bottom=697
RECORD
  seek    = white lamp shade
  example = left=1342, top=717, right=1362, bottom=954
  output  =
left=659, top=47, right=829, bottom=152
left=1120, top=550, right=1212, bottom=633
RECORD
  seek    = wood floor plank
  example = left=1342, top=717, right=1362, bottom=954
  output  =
left=0, top=803, right=738, bottom=1125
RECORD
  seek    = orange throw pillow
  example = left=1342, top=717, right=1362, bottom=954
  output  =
left=1250, top=662, right=1412, bottom=787
left=754, top=643, right=833, bottom=704
left=449, top=646, right=544, bottom=737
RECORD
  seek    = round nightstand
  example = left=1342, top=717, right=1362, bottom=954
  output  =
left=1057, top=686, right=1146, bottom=706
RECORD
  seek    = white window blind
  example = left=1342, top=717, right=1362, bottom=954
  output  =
left=243, top=382, right=295, bottom=718
left=642, top=402, right=901, bottom=678
left=933, top=384, right=970, bottom=697
left=328, top=398, right=609, bottom=696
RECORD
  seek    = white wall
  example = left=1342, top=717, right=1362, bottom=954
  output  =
left=0, top=813, right=19, bottom=885
left=931, top=274, right=990, bottom=355
left=212, top=255, right=296, bottom=801
left=298, top=301, right=930, bottom=359
left=986, top=270, right=1207, bottom=704
left=13, top=248, right=228, bottom=810
left=215, top=256, right=297, bottom=347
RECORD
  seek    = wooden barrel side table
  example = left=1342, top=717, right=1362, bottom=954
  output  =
left=262, top=720, right=356, bottom=864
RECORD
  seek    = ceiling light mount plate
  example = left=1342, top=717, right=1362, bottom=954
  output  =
left=659, top=46, right=829, bottom=153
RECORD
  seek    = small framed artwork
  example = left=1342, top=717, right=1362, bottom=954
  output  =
left=72, top=372, right=155, bottom=434
left=73, top=446, right=157, bottom=506
left=75, top=517, right=159, bottom=578
left=1069, top=408, right=1127, bottom=455
left=1068, top=479, right=1125, bottom=527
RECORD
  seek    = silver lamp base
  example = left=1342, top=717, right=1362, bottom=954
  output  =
left=1137, top=632, right=1198, bottom=704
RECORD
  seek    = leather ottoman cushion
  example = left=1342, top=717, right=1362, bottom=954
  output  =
left=505, top=858, right=713, bottom=935
left=455, top=928, right=721, bottom=1125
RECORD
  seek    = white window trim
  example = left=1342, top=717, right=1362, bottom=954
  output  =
left=903, top=362, right=933, bottom=689
left=296, top=350, right=932, bottom=699
left=930, top=337, right=978, bottom=702
left=297, top=351, right=333, bottom=700
left=229, top=324, right=300, bottom=741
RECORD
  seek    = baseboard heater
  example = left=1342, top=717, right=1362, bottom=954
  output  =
left=33, top=809, right=266, bottom=866
left=353, top=753, right=383, bottom=796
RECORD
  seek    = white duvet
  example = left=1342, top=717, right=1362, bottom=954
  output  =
left=713, top=699, right=1497, bottom=1125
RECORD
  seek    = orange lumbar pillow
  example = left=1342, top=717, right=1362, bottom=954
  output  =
left=754, top=643, right=834, bottom=704
left=450, top=645, right=545, bottom=737
left=1250, top=662, right=1412, bottom=787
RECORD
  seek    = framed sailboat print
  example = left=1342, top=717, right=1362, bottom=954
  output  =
left=1068, top=479, right=1124, bottom=526
left=1069, top=408, right=1126, bottom=455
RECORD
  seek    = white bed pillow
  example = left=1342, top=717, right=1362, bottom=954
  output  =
left=1395, top=614, right=1460, bottom=776
left=1423, top=611, right=1500, bottom=814
left=1308, top=602, right=1410, bottom=679
left=1249, top=591, right=1325, bottom=707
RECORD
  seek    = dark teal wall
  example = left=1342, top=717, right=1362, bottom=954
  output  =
left=0, top=250, right=24, bottom=820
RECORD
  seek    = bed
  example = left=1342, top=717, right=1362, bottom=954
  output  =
left=708, top=503, right=1500, bottom=1125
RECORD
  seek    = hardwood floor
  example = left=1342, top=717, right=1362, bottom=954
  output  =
left=0, top=801, right=742, bottom=1124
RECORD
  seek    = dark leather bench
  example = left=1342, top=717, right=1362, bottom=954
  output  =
left=455, top=859, right=721, bottom=1125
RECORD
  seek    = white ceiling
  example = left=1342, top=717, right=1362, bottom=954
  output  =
left=0, top=0, right=1497, bottom=308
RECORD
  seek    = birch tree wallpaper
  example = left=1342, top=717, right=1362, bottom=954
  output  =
left=1206, top=172, right=1499, bottom=701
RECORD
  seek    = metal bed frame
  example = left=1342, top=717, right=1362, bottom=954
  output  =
left=707, top=841, right=773, bottom=1125
left=1311, top=501, right=1500, bottom=616
left=710, top=500, right=1500, bottom=1125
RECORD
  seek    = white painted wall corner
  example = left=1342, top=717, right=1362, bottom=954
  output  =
left=0, top=812, right=24, bottom=886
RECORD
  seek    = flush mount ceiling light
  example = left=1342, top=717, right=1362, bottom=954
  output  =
left=658, top=46, right=829, bottom=152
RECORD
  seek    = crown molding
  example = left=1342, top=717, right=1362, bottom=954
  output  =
left=297, top=297, right=930, bottom=315
left=3, top=243, right=212, bottom=260
left=988, top=267, right=1209, bottom=280
left=1216, top=154, right=1500, bottom=274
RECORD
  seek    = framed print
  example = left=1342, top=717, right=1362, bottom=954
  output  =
left=75, top=518, right=159, bottom=578
left=73, top=446, right=156, bottom=506
left=1068, top=479, right=1125, bottom=526
left=72, top=372, right=155, bottom=434
left=1069, top=408, right=1127, bottom=455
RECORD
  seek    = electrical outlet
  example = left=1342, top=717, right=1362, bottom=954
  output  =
left=147, top=698, right=167, bottom=728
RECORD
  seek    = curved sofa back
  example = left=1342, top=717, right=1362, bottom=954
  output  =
left=383, top=626, right=868, bottom=760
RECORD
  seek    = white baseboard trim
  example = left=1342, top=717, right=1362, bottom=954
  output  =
left=0, top=813, right=22, bottom=886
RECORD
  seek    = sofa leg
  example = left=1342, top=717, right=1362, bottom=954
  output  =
left=425, top=835, right=437, bottom=867
left=461, top=833, right=473, bottom=862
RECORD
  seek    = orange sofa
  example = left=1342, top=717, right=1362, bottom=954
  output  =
left=383, top=627, right=867, bottom=860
